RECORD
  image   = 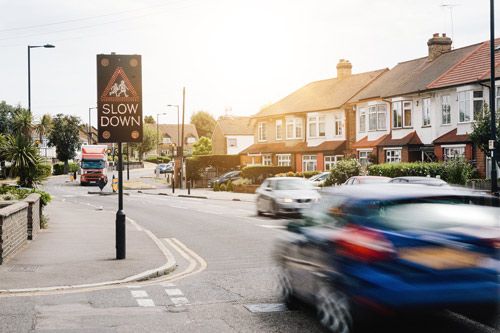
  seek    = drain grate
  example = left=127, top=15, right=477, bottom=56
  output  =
left=244, top=303, right=288, bottom=313
left=8, top=264, right=40, bottom=272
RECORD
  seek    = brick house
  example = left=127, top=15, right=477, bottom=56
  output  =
left=240, top=60, right=387, bottom=172
left=211, top=116, right=254, bottom=155
left=155, top=123, right=199, bottom=156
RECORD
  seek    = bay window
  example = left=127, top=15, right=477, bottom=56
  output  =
left=302, top=155, right=317, bottom=171
left=441, top=95, right=451, bottom=125
left=277, top=154, right=291, bottom=166
left=359, top=109, right=366, bottom=132
left=258, top=122, right=267, bottom=141
left=368, top=104, right=387, bottom=131
left=286, top=118, right=303, bottom=139
left=422, top=98, right=431, bottom=126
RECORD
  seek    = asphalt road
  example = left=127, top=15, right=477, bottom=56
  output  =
left=0, top=168, right=497, bottom=333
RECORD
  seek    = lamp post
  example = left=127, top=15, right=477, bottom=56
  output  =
left=88, top=107, right=97, bottom=144
left=156, top=113, right=167, bottom=156
left=490, top=0, right=498, bottom=195
left=27, top=44, right=55, bottom=112
left=167, top=104, right=180, bottom=147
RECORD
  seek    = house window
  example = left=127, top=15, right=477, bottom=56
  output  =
left=473, top=90, right=484, bottom=120
left=186, top=136, right=196, bottom=144
left=263, top=154, right=272, bottom=166
left=385, top=149, right=401, bottom=163
left=496, top=87, right=500, bottom=111
left=392, top=102, right=402, bottom=128
left=441, top=95, right=451, bottom=125
left=458, top=91, right=471, bottom=122
left=422, top=98, right=431, bottom=126
left=277, top=154, right=291, bottom=166
left=276, top=120, right=283, bottom=140
left=227, top=138, right=237, bottom=147
left=302, top=155, right=317, bottom=171
left=324, top=155, right=343, bottom=170
left=359, top=109, right=366, bottom=132
left=307, top=115, right=325, bottom=138
left=403, top=101, right=412, bottom=127
left=334, top=114, right=344, bottom=136
left=286, top=118, right=303, bottom=139
left=368, top=104, right=387, bottom=131
left=443, top=146, right=465, bottom=161
left=162, top=137, right=172, bottom=144
left=258, top=122, right=267, bottom=141
left=358, top=150, right=372, bottom=166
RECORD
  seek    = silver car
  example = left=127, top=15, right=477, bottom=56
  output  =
left=256, top=177, right=320, bottom=217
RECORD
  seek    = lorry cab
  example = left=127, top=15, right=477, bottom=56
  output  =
left=80, top=145, right=108, bottom=186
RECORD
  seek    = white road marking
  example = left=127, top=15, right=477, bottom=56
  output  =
left=126, top=217, right=143, bottom=231
left=165, top=288, right=183, bottom=296
left=136, top=298, right=155, bottom=307
left=130, top=290, right=148, bottom=298
left=257, top=224, right=286, bottom=229
left=161, top=283, right=176, bottom=287
left=170, top=297, right=189, bottom=306
left=126, top=285, right=141, bottom=289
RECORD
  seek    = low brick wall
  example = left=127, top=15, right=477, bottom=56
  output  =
left=0, top=201, right=29, bottom=265
left=25, top=193, right=41, bottom=240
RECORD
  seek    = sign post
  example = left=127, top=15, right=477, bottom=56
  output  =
left=97, top=54, right=142, bottom=260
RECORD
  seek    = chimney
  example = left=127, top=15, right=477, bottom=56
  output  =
left=427, top=33, right=452, bottom=61
left=336, top=59, right=352, bottom=80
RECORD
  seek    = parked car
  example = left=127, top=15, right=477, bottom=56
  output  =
left=256, top=177, right=320, bottom=217
left=343, top=175, right=391, bottom=185
left=155, top=162, right=174, bottom=174
left=275, top=184, right=499, bottom=332
left=389, top=176, right=449, bottom=186
left=208, top=170, right=241, bottom=187
left=308, top=172, right=331, bottom=187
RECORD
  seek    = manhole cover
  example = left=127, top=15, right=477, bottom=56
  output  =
left=8, top=264, right=40, bottom=272
left=244, top=303, right=287, bottom=313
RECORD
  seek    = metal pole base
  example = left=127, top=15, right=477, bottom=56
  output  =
left=116, top=209, right=126, bottom=259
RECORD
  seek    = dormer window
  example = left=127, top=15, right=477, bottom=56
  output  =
left=186, top=136, right=196, bottom=144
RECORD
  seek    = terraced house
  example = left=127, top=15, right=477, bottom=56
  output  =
left=240, top=60, right=387, bottom=172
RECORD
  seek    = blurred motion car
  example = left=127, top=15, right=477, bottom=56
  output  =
left=389, top=176, right=449, bottom=186
left=208, top=170, right=241, bottom=187
left=275, top=184, right=499, bottom=332
left=343, top=175, right=391, bottom=185
left=256, top=177, right=320, bottom=217
left=308, top=172, right=331, bottom=187
left=154, top=162, right=174, bottom=174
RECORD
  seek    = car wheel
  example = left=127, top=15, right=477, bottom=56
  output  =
left=256, top=197, right=264, bottom=216
left=271, top=200, right=280, bottom=218
left=316, top=284, right=352, bottom=333
left=278, top=267, right=299, bottom=310
left=459, top=304, right=498, bottom=328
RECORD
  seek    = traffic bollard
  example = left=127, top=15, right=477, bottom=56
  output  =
left=188, top=179, right=191, bottom=195
left=172, top=179, right=175, bottom=194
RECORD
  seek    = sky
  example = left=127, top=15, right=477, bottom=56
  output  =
left=0, top=0, right=499, bottom=127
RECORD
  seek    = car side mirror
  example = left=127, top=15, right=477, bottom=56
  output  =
left=265, top=187, right=272, bottom=192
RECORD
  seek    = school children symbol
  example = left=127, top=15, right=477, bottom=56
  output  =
left=100, top=67, right=139, bottom=103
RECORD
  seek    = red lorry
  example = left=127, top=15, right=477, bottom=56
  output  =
left=80, top=145, right=108, bottom=186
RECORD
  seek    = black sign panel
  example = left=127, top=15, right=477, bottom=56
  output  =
left=97, top=54, right=142, bottom=143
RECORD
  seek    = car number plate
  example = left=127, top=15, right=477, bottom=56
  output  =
left=398, top=247, right=482, bottom=270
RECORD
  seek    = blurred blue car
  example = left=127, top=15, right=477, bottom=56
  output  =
left=275, top=184, right=499, bottom=332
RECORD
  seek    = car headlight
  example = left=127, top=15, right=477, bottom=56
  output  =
left=280, top=198, right=293, bottom=203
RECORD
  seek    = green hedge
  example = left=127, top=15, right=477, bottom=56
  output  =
left=325, top=158, right=361, bottom=186
left=186, top=154, right=241, bottom=180
left=145, top=156, right=171, bottom=164
left=52, top=162, right=80, bottom=175
left=241, top=166, right=292, bottom=183
left=275, top=171, right=321, bottom=179
left=0, top=185, right=51, bottom=207
left=37, top=163, right=52, bottom=179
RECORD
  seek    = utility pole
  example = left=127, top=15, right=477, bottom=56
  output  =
left=181, top=87, right=186, bottom=189
left=490, top=0, right=498, bottom=194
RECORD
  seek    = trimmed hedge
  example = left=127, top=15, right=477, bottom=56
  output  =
left=0, top=185, right=51, bottom=207
left=186, top=154, right=241, bottom=180
left=53, top=162, right=80, bottom=175
left=241, top=166, right=292, bottom=183
left=325, top=158, right=361, bottom=186
left=275, top=171, right=321, bottom=179
left=145, top=156, right=171, bottom=164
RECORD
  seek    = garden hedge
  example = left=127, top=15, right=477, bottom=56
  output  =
left=241, top=166, right=292, bottom=183
left=186, top=154, right=240, bottom=180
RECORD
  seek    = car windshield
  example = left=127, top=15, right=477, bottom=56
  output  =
left=159, top=164, right=167, bottom=168
left=81, top=160, right=105, bottom=169
left=377, top=203, right=500, bottom=230
left=275, top=179, right=315, bottom=190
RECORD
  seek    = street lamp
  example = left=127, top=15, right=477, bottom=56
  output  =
left=489, top=0, right=498, bottom=194
left=157, top=113, right=167, bottom=155
left=27, top=44, right=55, bottom=112
left=88, top=106, right=97, bottom=144
left=167, top=104, right=180, bottom=147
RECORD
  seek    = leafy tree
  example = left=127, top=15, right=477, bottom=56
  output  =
left=190, top=111, right=216, bottom=138
left=470, top=104, right=500, bottom=169
left=0, top=101, right=15, bottom=135
left=12, top=107, right=33, bottom=138
left=48, top=114, right=81, bottom=173
left=192, top=136, right=212, bottom=155
left=325, top=158, right=361, bottom=186
left=35, top=113, right=52, bottom=145
left=144, top=115, right=155, bottom=124
left=131, top=125, right=157, bottom=161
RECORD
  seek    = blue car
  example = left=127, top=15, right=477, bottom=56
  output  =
left=274, top=184, right=499, bottom=332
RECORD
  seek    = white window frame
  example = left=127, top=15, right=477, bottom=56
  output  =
left=324, top=155, right=343, bottom=171
left=441, top=95, right=451, bottom=125
left=358, top=149, right=372, bottom=166
left=442, top=144, right=465, bottom=161
left=286, top=118, right=303, bottom=139
left=473, top=90, right=484, bottom=120
left=458, top=91, right=472, bottom=123
left=359, top=109, right=367, bottom=133
left=307, top=115, right=325, bottom=138
left=263, top=154, right=272, bottom=166
left=227, top=138, right=237, bottom=148
left=186, top=136, right=196, bottom=144
left=496, top=86, right=500, bottom=112
left=385, top=149, right=402, bottom=163
left=369, top=104, right=387, bottom=131
left=277, top=154, right=291, bottom=167
left=422, top=98, right=431, bottom=127
left=392, top=102, right=402, bottom=128
left=258, top=122, right=267, bottom=141
left=302, top=155, right=317, bottom=172
left=403, top=101, right=412, bottom=127
left=334, top=114, right=344, bottom=136
left=276, top=120, right=283, bottom=140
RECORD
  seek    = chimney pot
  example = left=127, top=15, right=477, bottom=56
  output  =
left=433, top=33, right=439, bottom=37
left=337, top=59, right=352, bottom=80
left=427, top=33, right=452, bottom=61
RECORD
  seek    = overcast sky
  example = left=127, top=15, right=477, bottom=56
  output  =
left=0, top=0, right=498, bottom=126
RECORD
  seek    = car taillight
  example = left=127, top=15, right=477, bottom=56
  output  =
left=336, top=225, right=395, bottom=262
left=483, top=238, right=500, bottom=250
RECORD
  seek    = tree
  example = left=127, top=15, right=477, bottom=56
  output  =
left=131, top=124, right=157, bottom=161
left=470, top=104, right=500, bottom=169
left=35, top=113, right=52, bottom=145
left=12, top=107, right=33, bottom=138
left=144, top=115, right=155, bottom=124
left=190, top=111, right=216, bottom=138
left=0, top=101, right=15, bottom=135
left=192, top=136, right=212, bottom=155
left=48, top=114, right=81, bottom=173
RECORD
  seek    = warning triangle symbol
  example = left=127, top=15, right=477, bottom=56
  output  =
left=100, top=67, right=139, bottom=102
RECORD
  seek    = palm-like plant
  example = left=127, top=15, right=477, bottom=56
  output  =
left=36, top=114, right=52, bottom=142
left=0, top=134, right=43, bottom=187
left=12, top=107, right=33, bottom=139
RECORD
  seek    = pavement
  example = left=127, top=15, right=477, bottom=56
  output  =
left=0, top=162, right=253, bottom=294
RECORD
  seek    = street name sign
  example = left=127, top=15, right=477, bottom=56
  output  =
left=97, top=54, right=143, bottom=143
